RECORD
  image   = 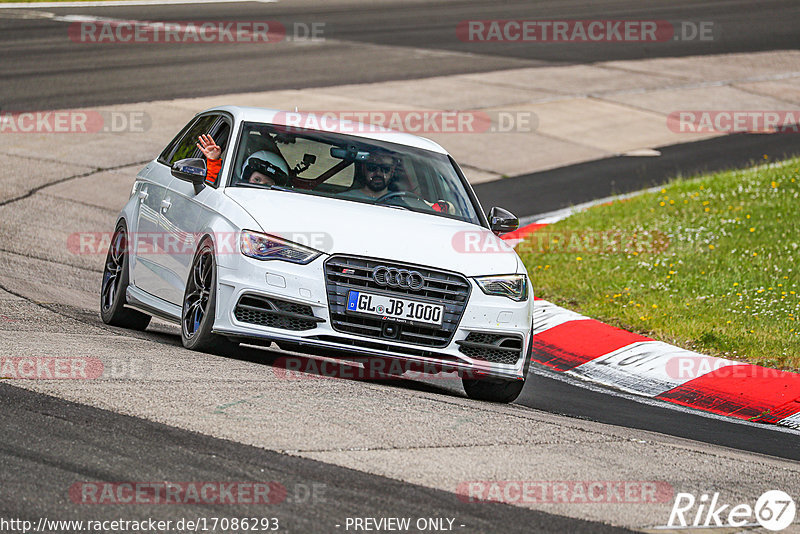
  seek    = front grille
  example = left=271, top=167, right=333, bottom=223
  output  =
left=234, top=294, right=323, bottom=331
left=324, top=255, right=470, bottom=347
left=457, top=332, right=523, bottom=365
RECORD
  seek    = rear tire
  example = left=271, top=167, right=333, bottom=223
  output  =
left=181, top=238, right=238, bottom=354
left=100, top=223, right=151, bottom=330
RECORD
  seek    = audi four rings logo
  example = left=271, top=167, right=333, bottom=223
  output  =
left=372, top=266, right=425, bottom=290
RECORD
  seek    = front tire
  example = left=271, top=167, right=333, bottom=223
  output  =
left=462, top=377, right=525, bottom=403
left=181, top=238, right=237, bottom=353
left=462, top=327, right=533, bottom=403
left=100, top=223, right=151, bottom=330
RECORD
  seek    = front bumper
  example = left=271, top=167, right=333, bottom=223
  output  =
left=212, top=254, right=533, bottom=380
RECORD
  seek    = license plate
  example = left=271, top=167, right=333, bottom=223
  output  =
left=346, top=291, right=443, bottom=326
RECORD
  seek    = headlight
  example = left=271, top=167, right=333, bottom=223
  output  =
left=474, top=274, right=528, bottom=301
left=240, top=230, right=322, bottom=264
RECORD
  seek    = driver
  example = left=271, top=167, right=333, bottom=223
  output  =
left=345, top=151, right=455, bottom=214
left=350, top=151, right=396, bottom=199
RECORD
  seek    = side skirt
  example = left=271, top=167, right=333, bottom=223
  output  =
left=126, top=285, right=182, bottom=324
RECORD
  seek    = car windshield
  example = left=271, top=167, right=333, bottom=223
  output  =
left=229, top=122, right=483, bottom=225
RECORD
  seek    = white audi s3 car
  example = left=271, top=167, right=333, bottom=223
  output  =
left=101, top=106, right=534, bottom=402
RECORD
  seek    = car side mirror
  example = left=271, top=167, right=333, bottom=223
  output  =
left=489, top=206, right=519, bottom=235
left=172, top=158, right=207, bottom=186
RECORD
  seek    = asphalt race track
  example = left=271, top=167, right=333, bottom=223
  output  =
left=2, top=0, right=800, bottom=110
left=1, top=1, right=799, bottom=532
left=0, top=384, right=629, bottom=533
left=475, top=131, right=800, bottom=218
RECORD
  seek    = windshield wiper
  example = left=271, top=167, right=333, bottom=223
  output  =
left=267, top=185, right=297, bottom=193
left=235, top=183, right=297, bottom=193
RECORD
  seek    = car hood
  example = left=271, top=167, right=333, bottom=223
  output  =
left=224, top=188, right=521, bottom=277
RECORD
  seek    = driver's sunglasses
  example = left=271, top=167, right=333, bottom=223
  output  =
left=366, top=162, right=392, bottom=174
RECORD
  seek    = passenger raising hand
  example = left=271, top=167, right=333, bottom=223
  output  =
left=196, top=134, right=221, bottom=161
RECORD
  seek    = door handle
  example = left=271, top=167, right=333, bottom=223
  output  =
left=160, top=198, right=172, bottom=212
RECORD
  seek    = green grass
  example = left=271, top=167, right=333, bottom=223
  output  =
left=519, top=156, right=800, bottom=371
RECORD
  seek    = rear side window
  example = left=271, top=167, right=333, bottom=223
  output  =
left=166, top=115, right=220, bottom=165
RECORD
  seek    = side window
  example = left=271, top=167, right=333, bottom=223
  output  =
left=167, top=115, right=220, bottom=166
left=158, top=122, right=190, bottom=165
left=204, top=118, right=232, bottom=187
left=212, top=120, right=231, bottom=155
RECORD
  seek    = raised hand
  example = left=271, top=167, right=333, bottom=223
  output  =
left=196, top=134, right=221, bottom=160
